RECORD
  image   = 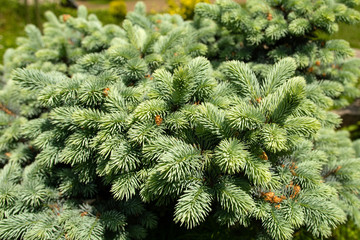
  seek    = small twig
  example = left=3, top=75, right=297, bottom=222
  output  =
left=0, top=103, right=16, bottom=116
left=323, top=166, right=342, bottom=179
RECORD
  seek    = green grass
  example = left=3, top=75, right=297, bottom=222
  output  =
left=0, top=0, right=28, bottom=64
left=316, top=23, right=360, bottom=49
left=332, top=22, right=360, bottom=49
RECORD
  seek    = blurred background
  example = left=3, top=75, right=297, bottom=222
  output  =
left=1, top=0, right=359, bottom=64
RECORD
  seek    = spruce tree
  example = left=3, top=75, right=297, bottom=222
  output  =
left=195, top=0, right=360, bottom=108
left=0, top=1, right=359, bottom=240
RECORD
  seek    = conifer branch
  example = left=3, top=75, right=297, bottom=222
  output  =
left=0, top=1, right=359, bottom=239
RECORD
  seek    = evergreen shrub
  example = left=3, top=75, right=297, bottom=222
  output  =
left=195, top=0, right=360, bottom=108
left=109, top=1, right=127, bottom=19
left=0, top=1, right=360, bottom=240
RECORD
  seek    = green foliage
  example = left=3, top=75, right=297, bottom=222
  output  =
left=109, top=1, right=127, bottom=19
left=195, top=0, right=360, bottom=108
left=316, top=4, right=360, bottom=49
left=0, top=1, right=360, bottom=240
left=0, top=1, right=120, bottom=65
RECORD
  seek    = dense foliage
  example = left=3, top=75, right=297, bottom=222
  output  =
left=195, top=0, right=360, bottom=108
left=0, top=1, right=360, bottom=239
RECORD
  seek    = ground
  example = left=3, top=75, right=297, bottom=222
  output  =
left=355, top=49, right=360, bottom=58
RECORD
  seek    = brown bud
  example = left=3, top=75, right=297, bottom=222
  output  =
left=62, top=14, right=71, bottom=22
left=334, top=165, right=342, bottom=173
left=290, top=162, right=295, bottom=169
left=259, top=151, right=268, bottom=160
left=103, top=87, right=110, bottom=97
left=273, top=196, right=282, bottom=204
left=155, top=115, right=163, bottom=126
left=264, top=196, right=273, bottom=202
left=264, top=192, right=275, bottom=199
left=267, top=13, right=273, bottom=21
left=316, top=61, right=321, bottom=66
left=80, top=211, right=88, bottom=217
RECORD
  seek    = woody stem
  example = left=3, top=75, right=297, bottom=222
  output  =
left=0, top=103, right=16, bottom=116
